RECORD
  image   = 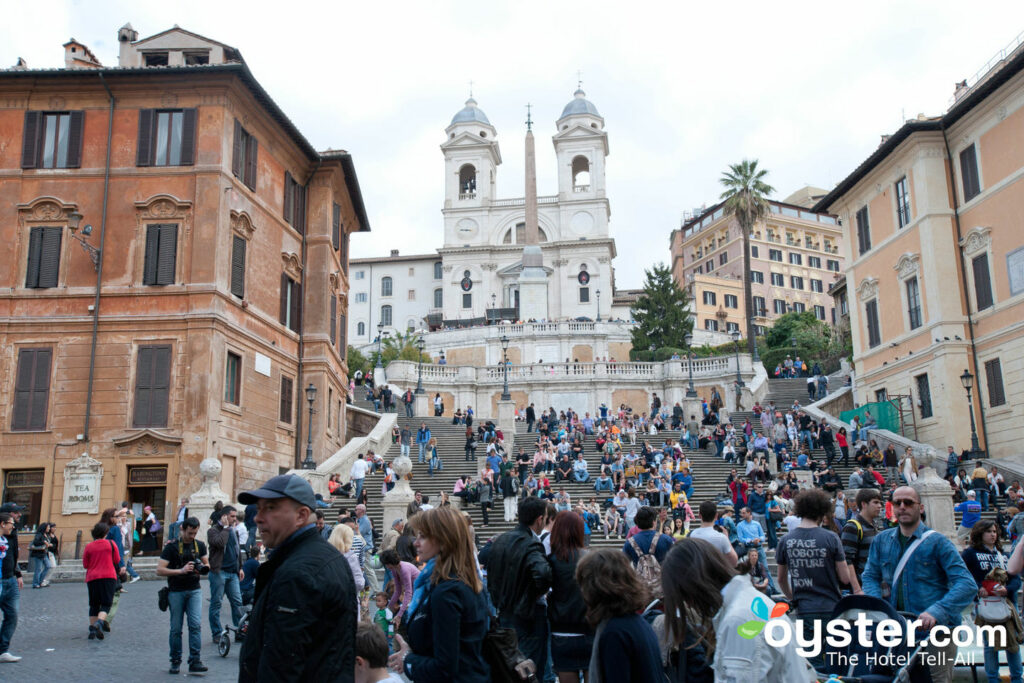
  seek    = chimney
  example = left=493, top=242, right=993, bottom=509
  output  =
left=118, top=23, right=139, bottom=67
left=953, top=79, right=969, bottom=103
left=63, top=38, right=102, bottom=69
left=390, top=249, right=399, bottom=257
left=879, top=134, right=891, bottom=146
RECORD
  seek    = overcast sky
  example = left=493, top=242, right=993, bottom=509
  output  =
left=5, top=1, right=1024, bottom=288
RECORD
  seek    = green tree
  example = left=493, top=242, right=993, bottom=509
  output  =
left=630, top=263, right=693, bottom=355
left=720, top=159, right=774, bottom=355
left=764, top=311, right=828, bottom=351
left=371, top=331, right=432, bottom=367
left=346, top=346, right=370, bottom=377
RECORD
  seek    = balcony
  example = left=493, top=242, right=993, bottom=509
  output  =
left=459, top=192, right=476, bottom=200
left=573, top=185, right=591, bottom=193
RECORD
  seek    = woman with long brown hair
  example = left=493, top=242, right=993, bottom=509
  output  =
left=575, top=549, right=662, bottom=682
left=547, top=511, right=593, bottom=682
left=387, top=506, right=489, bottom=681
left=659, top=538, right=810, bottom=680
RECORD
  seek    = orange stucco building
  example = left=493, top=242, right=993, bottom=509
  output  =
left=815, top=36, right=1024, bottom=459
left=0, top=25, right=369, bottom=550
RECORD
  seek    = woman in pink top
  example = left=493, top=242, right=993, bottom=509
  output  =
left=82, top=521, right=121, bottom=641
left=381, top=549, right=420, bottom=631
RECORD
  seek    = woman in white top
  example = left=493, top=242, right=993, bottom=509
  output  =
left=328, top=524, right=365, bottom=617
left=899, top=448, right=919, bottom=483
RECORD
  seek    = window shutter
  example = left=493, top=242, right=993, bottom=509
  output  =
left=134, top=345, right=171, bottom=428
left=22, top=111, right=41, bottom=169
left=65, top=110, right=84, bottom=168
left=12, top=348, right=52, bottom=431
left=230, top=235, right=246, bottom=298
left=293, top=183, right=305, bottom=235
left=38, top=226, right=62, bottom=288
left=339, top=314, right=346, bottom=355
left=279, top=376, right=293, bottom=424
left=283, top=172, right=294, bottom=225
left=973, top=254, right=993, bottom=310
left=133, top=346, right=154, bottom=427
left=136, top=109, right=155, bottom=166
left=179, top=108, right=197, bottom=166
left=143, top=225, right=160, bottom=285
left=245, top=134, right=258, bottom=189
left=290, top=280, right=302, bottom=333
left=26, top=227, right=44, bottom=288
left=280, top=274, right=289, bottom=326
left=232, top=119, right=243, bottom=178
left=985, top=359, right=1006, bottom=407
left=156, top=224, right=178, bottom=285
left=341, top=233, right=349, bottom=274
left=330, top=295, right=337, bottom=345
left=332, top=203, right=341, bottom=251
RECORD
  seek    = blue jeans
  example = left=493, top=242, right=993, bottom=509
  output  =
left=984, top=643, right=1023, bottom=683
left=168, top=587, right=202, bottom=664
left=208, top=570, right=243, bottom=636
left=405, top=403, right=413, bottom=417
left=31, top=556, right=51, bottom=587
left=400, top=444, right=410, bottom=458
left=428, top=455, right=441, bottom=475
left=353, top=477, right=364, bottom=502
left=125, top=557, right=140, bottom=579
left=418, top=443, right=427, bottom=463
left=799, top=429, right=814, bottom=451
left=594, top=479, right=613, bottom=492
left=0, top=576, right=19, bottom=654
left=976, top=488, right=991, bottom=511
left=574, top=471, right=589, bottom=482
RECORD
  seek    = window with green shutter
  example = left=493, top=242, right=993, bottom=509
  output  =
left=230, top=235, right=246, bottom=299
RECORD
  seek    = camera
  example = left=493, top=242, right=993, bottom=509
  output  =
left=183, top=553, right=210, bottom=576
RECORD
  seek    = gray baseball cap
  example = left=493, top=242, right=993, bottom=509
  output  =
left=238, top=474, right=317, bottom=510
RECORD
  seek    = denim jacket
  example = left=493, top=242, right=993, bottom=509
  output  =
left=861, top=523, right=976, bottom=626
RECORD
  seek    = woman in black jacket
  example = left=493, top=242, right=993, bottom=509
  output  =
left=30, top=522, right=54, bottom=588
left=547, top=511, right=593, bottom=683
left=388, top=507, right=489, bottom=682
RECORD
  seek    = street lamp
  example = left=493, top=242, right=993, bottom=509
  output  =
left=66, top=211, right=101, bottom=271
left=375, top=322, right=385, bottom=368
left=749, top=316, right=760, bottom=363
left=959, top=369, right=985, bottom=459
left=731, top=329, right=744, bottom=387
left=415, top=335, right=426, bottom=394
left=302, top=383, right=317, bottom=469
left=500, top=335, right=511, bottom=401
left=596, top=289, right=601, bottom=322
left=684, top=333, right=697, bottom=398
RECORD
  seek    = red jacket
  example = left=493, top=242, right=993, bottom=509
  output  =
left=729, top=479, right=748, bottom=505
left=82, top=538, right=120, bottom=582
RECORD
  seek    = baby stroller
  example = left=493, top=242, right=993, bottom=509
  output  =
left=814, top=594, right=931, bottom=682
left=217, top=600, right=253, bottom=657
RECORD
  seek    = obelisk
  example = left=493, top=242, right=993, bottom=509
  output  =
left=518, top=105, right=549, bottom=322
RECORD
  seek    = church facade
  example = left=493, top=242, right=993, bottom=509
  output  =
left=348, top=89, right=619, bottom=341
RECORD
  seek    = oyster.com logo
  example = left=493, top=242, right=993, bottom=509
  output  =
left=738, top=596, right=789, bottom=639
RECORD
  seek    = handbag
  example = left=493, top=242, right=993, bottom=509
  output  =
left=158, top=586, right=170, bottom=612
left=151, top=520, right=162, bottom=533
left=482, top=619, right=536, bottom=683
left=769, top=507, right=785, bottom=522
left=978, top=596, right=1013, bottom=623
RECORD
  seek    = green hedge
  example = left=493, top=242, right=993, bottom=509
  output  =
left=761, top=346, right=816, bottom=374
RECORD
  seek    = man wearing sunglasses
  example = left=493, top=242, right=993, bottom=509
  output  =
left=862, top=486, right=976, bottom=683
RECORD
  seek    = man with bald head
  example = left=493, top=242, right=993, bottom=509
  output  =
left=862, top=486, right=976, bottom=683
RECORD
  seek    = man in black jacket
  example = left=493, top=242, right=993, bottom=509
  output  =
left=478, top=496, right=552, bottom=674
left=238, top=474, right=356, bottom=682
left=526, top=403, right=536, bottom=433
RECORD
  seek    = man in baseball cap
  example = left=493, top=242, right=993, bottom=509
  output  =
left=237, top=474, right=355, bottom=681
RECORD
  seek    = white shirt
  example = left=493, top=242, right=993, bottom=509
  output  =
left=784, top=515, right=802, bottom=533
left=689, top=526, right=734, bottom=556
left=350, top=459, right=368, bottom=479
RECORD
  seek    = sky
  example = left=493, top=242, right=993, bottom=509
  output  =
left=4, top=1, right=1024, bottom=288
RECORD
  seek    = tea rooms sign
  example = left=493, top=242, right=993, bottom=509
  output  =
left=62, top=453, right=104, bottom=515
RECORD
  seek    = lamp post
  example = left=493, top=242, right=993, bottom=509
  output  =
left=749, top=316, right=760, bottom=363
left=66, top=211, right=101, bottom=270
left=302, top=383, right=317, bottom=469
left=375, top=322, right=385, bottom=368
left=684, top=333, right=697, bottom=398
left=415, top=335, right=426, bottom=394
left=596, top=289, right=601, bottom=322
left=960, top=369, right=985, bottom=459
left=500, top=335, right=511, bottom=400
left=491, top=293, right=497, bottom=323
left=731, top=329, right=744, bottom=387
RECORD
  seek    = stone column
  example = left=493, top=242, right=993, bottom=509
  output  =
left=415, top=393, right=430, bottom=417
left=187, top=457, right=231, bottom=537
left=498, top=399, right=516, bottom=451
left=913, top=466, right=956, bottom=540
left=382, top=455, right=414, bottom=530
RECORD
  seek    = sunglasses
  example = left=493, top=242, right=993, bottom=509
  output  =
left=892, top=498, right=918, bottom=507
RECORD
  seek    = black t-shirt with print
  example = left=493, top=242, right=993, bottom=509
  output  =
left=160, top=539, right=208, bottom=592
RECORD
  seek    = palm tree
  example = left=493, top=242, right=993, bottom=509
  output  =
left=720, top=159, right=774, bottom=355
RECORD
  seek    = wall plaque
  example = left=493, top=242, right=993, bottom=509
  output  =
left=1008, top=247, right=1024, bottom=297
left=62, top=454, right=104, bottom=515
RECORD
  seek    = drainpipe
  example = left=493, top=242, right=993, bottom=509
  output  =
left=82, top=73, right=115, bottom=442
left=294, top=157, right=322, bottom=469
left=941, top=123, right=989, bottom=452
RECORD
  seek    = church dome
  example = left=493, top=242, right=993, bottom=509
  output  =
left=450, top=97, right=491, bottom=126
left=560, top=88, right=601, bottom=119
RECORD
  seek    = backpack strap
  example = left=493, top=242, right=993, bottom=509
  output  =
left=628, top=536, right=644, bottom=556
left=849, top=519, right=863, bottom=541
left=649, top=532, right=660, bottom=554
left=890, top=529, right=936, bottom=604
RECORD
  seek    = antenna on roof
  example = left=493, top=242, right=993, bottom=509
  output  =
left=577, top=70, right=583, bottom=90
left=526, top=103, right=533, bottom=131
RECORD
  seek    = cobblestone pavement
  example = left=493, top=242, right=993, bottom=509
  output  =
left=5, top=579, right=238, bottom=681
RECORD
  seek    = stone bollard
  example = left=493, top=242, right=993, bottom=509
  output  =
left=913, top=466, right=956, bottom=541
left=382, top=455, right=415, bottom=531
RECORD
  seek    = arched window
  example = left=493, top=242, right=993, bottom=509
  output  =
left=502, top=223, right=549, bottom=244
left=380, top=305, right=392, bottom=326
left=459, top=164, right=477, bottom=198
left=357, top=322, right=365, bottom=336
left=572, top=156, right=591, bottom=191
left=433, top=288, right=443, bottom=308
left=433, top=262, right=443, bottom=279
left=407, top=319, right=416, bottom=332
left=381, top=276, right=392, bottom=297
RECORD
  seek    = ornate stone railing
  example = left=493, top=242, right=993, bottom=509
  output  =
left=290, top=404, right=396, bottom=495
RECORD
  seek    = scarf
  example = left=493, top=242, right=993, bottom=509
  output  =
left=404, top=558, right=435, bottom=622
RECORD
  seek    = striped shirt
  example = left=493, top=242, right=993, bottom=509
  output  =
left=840, top=513, right=878, bottom=578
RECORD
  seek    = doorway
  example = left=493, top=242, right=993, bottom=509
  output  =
left=127, top=465, right=167, bottom=555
